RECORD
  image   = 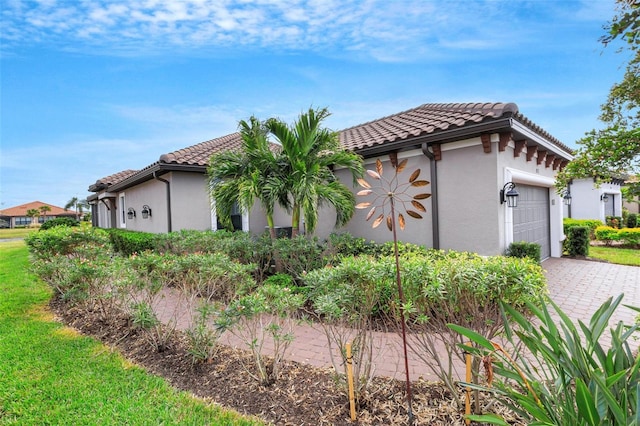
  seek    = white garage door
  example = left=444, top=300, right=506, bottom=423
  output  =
left=513, top=185, right=550, bottom=260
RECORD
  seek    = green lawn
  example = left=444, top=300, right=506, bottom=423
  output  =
left=0, top=240, right=263, bottom=426
left=589, top=245, right=640, bottom=267
left=0, top=228, right=37, bottom=239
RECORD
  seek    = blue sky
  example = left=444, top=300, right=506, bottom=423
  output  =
left=0, top=0, right=626, bottom=210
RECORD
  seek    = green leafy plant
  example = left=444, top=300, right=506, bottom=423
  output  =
left=218, top=282, right=304, bottom=385
left=450, top=294, right=640, bottom=425
left=185, top=302, right=225, bottom=364
left=619, top=228, right=640, bottom=246
left=504, top=241, right=541, bottom=262
left=606, top=216, right=624, bottom=229
left=627, top=213, right=638, bottom=228
left=39, top=217, right=80, bottom=230
left=107, top=229, right=158, bottom=256
left=305, top=256, right=394, bottom=402
left=403, top=254, right=546, bottom=409
left=595, top=225, right=622, bottom=246
left=567, top=226, right=590, bottom=256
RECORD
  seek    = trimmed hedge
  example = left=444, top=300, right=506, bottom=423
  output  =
left=25, top=226, right=111, bottom=259
left=567, top=226, right=589, bottom=256
left=505, top=241, right=541, bottom=262
left=627, top=213, right=638, bottom=229
left=107, top=229, right=158, bottom=256
left=563, top=218, right=602, bottom=239
left=39, top=217, right=80, bottom=230
left=596, top=226, right=640, bottom=246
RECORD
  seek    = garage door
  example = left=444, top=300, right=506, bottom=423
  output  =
left=512, top=185, right=550, bottom=260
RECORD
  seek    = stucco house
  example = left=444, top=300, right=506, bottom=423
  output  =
left=565, top=177, right=624, bottom=223
left=88, top=102, right=573, bottom=259
left=0, top=201, right=77, bottom=228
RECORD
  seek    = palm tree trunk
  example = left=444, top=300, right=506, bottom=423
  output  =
left=291, top=205, right=300, bottom=238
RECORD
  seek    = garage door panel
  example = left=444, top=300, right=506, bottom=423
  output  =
left=513, top=185, right=550, bottom=260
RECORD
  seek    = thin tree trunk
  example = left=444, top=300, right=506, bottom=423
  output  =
left=291, top=205, right=300, bottom=238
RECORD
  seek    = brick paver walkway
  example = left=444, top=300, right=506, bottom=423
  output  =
left=157, top=258, right=640, bottom=382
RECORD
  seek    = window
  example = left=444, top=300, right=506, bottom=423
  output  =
left=15, top=217, right=31, bottom=226
left=119, top=194, right=126, bottom=228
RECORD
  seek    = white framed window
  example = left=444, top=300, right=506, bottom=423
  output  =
left=119, top=194, right=126, bottom=228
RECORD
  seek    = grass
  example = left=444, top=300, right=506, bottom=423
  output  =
left=0, top=228, right=37, bottom=239
left=589, top=245, right=640, bottom=267
left=0, top=240, right=263, bottom=426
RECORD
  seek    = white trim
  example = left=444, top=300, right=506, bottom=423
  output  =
left=511, top=120, right=574, bottom=159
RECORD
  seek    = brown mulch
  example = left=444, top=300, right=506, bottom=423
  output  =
left=50, top=297, right=523, bottom=425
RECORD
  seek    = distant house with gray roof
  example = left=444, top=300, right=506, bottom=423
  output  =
left=88, top=102, right=573, bottom=259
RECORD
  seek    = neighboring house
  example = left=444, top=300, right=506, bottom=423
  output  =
left=87, top=134, right=264, bottom=234
left=0, top=201, right=77, bottom=228
left=88, top=102, right=573, bottom=259
left=565, top=178, right=625, bottom=223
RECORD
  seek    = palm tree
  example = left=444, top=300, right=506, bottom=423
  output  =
left=64, top=197, right=89, bottom=221
left=26, top=208, right=40, bottom=226
left=39, top=205, right=51, bottom=222
left=265, top=107, right=364, bottom=237
left=208, top=116, right=289, bottom=240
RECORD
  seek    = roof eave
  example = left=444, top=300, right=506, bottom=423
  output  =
left=108, top=163, right=208, bottom=193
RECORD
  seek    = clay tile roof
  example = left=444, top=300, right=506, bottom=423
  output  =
left=89, top=169, right=138, bottom=192
left=159, top=133, right=244, bottom=166
left=339, top=102, right=519, bottom=151
left=0, top=201, right=75, bottom=217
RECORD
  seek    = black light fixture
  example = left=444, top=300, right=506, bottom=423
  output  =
left=141, top=205, right=152, bottom=219
left=601, top=193, right=610, bottom=202
left=127, top=208, right=136, bottom=219
left=563, top=191, right=572, bottom=206
left=500, top=182, right=519, bottom=208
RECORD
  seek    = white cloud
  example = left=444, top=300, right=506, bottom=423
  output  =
left=1, top=0, right=597, bottom=61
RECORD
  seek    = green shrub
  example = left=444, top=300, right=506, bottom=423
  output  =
left=305, top=252, right=547, bottom=406
left=618, top=228, right=640, bottom=246
left=39, top=217, right=79, bottom=230
left=26, top=226, right=111, bottom=259
left=218, top=281, right=304, bottom=385
left=325, top=232, right=376, bottom=260
left=595, top=225, right=622, bottom=246
left=272, top=236, right=328, bottom=281
left=452, top=295, right=640, bottom=425
left=606, top=215, right=623, bottom=229
left=567, top=226, right=589, bottom=256
left=563, top=218, right=602, bottom=239
left=504, top=241, right=541, bottom=262
left=108, top=229, right=158, bottom=256
left=126, top=252, right=254, bottom=304
left=627, top=213, right=638, bottom=228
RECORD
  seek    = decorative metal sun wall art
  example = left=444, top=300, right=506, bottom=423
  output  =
left=355, top=157, right=431, bottom=230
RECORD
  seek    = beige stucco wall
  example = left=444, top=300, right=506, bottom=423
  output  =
left=118, top=178, right=168, bottom=233
left=170, top=172, right=214, bottom=231
left=437, top=138, right=500, bottom=255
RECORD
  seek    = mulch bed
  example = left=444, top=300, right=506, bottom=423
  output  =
left=50, top=297, right=523, bottom=425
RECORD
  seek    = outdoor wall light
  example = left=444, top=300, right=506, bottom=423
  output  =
left=500, top=182, right=519, bottom=208
left=601, top=193, right=610, bottom=202
left=563, top=191, right=572, bottom=206
left=127, top=208, right=136, bottom=219
left=141, top=205, right=152, bottom=219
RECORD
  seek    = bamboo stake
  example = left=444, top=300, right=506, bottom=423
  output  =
left=465, top=342, right=472, bottom=425
left=346, top=342, right=357, bottom=421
